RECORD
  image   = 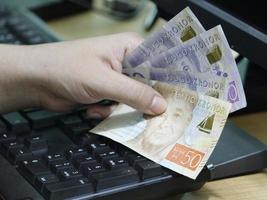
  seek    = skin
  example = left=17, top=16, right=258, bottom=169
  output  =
left=0, top=32, right=167, bottom=116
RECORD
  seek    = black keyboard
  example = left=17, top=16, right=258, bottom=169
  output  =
left=0, top=4, right=209, bottom=200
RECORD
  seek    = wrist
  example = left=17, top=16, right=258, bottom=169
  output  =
left=0, top=45, right=42, bottom=113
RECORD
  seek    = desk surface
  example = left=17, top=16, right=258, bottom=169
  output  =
left=47, top=2, right=267, bottom=199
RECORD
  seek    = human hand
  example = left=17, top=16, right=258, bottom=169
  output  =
left=2, top=33, right=166, bottom=116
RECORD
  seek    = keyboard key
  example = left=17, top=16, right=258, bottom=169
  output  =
left=103, top=157, right=128, bottom=170
left=35, top=174, right=59, bottom=192
left=2, top=112, right=30, bottom=134
left=73, top=154, right=96, bottom=170
left=77, top=132, right=99, bottom=147
left=25, top=110, right=65, bottom=129
left=17, top=197, right=34, bottom=200
left=8, top=21, right=29, bottom=34
left=88, top=119, right=103, bottom=129
left=80, top=114, right=103, bottom=128
left=0, top=4, right=9, bottom=17
left=1, top=140, right=23, bottom=156
left=72, top=106, right=87, bottom=114
left=135, top=160, right=162, bottom=180
left=59, top=115, right=82, bottom=128
left=65, top=146, right=87, bottom=161
left=95, top=148, right=118, bottom=162
left=18, top=159, right=50, bottom=184
left=57, top=167, right=82, bottom=180
left=43, top=178, right=94, bottom=200
left=26, top=35, right=44, bottom=44
left=44, top=153, right=64, bottom=166
left=0, top=32, right=16, bottom=43
left=92, top=167, right=139, bottom=191
left=8, top=146, right=32, bottom=164
left=66, top=123, right=91, bottom=141
left=24, top=135, right=48, bottom=156
left=21, top=107, right=41, bottom=113
left=82, top=162, right=105, bottom=177
left=86, top=141, right=109, bottom=154
left=0, top=132, right=15, bottom=143
left=126, top=153, right=146, bottom=167
left=108, top=142, right=131, bottom=156
left=50, top=159, right=72, bottom=174
left=0, top=119, right=7, bottom=134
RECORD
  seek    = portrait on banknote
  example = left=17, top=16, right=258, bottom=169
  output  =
left=126, top=82, right=198, bottom=160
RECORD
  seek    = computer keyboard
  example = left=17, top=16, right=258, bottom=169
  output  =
left=0, top=5, right=56, bottom=45
left=0, top=3, right=209, bottom=200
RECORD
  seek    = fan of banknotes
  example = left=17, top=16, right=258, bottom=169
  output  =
left=91, top=7, right=247, bottom=179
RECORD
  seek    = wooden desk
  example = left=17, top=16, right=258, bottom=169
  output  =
left=47, top=2, right=267, bottom=199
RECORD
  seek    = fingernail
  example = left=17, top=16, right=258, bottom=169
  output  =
left=149, top=95, right=167, bottom=115
left=88, top=112, right=102, bottom=119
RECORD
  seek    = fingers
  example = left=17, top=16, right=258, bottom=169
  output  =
left=86, top=104, right=117, bottom=119
left=104, top=33, right=144, bottom=71
left=99, top=70, right=167, bottom=115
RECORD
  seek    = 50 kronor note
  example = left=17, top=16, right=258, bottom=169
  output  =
left=91, top=82, right=231, bottom=179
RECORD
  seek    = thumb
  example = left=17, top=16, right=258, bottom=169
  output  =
left=100, top=70, right=167, bottom=115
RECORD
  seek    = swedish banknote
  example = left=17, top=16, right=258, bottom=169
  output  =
left=91, top=82, right=231, bottom=179
left=124, top=25, right=246, bottom=112
left=122, top=7, right=205, bottom=68
left=123, top=67, right=226, bottom=99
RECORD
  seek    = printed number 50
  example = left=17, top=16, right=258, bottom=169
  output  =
left=181, top=151, right=203, bottom=169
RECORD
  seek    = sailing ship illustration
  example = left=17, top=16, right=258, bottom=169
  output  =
left=197, top=114, right=215, bottom=133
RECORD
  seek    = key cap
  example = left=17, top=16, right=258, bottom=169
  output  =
left=66, top=123, right=91, bottom=141
left=18, top=159, right=50, bottom=184
left=50, top=159, right=72, bottom=174
left=103, top=157, right=128, bottom=170
left=26, top=35, right=44, bottom=44
left=126, top=153, right=146, bottom=167
left=72, top=106, right=87, bottom=114
left=0, top=132, right=15, bottom=143
left=59, top=115, right=82, bottom=128
left=57, top=167, right=82, bottom=180
left=80, top=114, right=103, bottom=128
left=8, top=146, right=32, bottom=164
left=2, top=33, right=16, bottom=44
left=73, top=154, right=95, bottom=170
left=95, top=148, right=118, bottom=162
left=108, top=141, right=131, bottom=156
left=1, top=140, right=23, bottom=156
left=88, top=119, right=103, bottom=129
left=8, top=21, right=29, bottom=34
left=86, top=141, right=109, bottom=154
left=44, top=152, right=64, bottom=166
left=82, top=162, right=105, bottom=177
left=92, top=167, right=139, bottom=191
left=77, top=132, right=99, bottom=147
left=21, top=107, right=41, bottom=113
left=65, top=146, right=87, bottom=161
left=0, top=119, right=7, bottom=134
left=35, top=173, right=59, bottom=192
left=25, top=110, right=65, bottom=129
left=17, top=197, right=34, bottom=200
left=43, top=178, right=94, bottom=200
left=135, top=160, right=162, bottom=180
left=2, top=112, right=30, bottom=134
left=24, top=135, right=48, bottom=156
